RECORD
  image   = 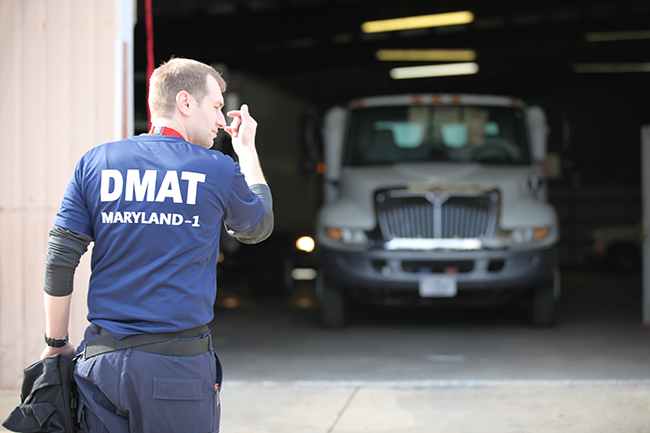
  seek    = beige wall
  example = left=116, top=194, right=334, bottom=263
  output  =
left=0, top=0, right=134, bottom=388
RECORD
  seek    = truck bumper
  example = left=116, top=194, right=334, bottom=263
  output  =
left=321, top=246, right=556, bottom=302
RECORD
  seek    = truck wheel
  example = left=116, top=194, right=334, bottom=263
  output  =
left=530, top=268, right=560, bottom=327
left=320, top=283, right=347, bottom=327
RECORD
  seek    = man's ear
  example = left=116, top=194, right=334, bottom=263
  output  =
left=176, top=91, right=192, bottom=117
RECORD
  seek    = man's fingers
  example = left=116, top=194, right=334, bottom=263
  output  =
left=227, top=104, right=250, bottom=119
left=230, top=117, right=242, bottom=134
left=226, top=104, right=256, bottom=141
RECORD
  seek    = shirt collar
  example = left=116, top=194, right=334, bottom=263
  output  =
left=148, top=125, right=185, bottom=139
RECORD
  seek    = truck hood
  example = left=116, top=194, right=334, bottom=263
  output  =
left=319, top=162, right=557, bottom=230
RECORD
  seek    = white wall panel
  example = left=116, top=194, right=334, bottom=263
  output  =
left=0, top=0, right=133, bottom=388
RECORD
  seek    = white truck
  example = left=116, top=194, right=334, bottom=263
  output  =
left=316, top=94, right=560, bottom=327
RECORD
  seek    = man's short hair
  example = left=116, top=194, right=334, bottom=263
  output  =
left=149, top=58, right=227, bottom=118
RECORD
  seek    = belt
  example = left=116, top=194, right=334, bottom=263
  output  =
left=83, top=325, right=211, bottom=359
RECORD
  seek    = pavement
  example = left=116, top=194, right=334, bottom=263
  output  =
left=3, top=381, right=650, bottom=432
left=2, top=270, right=650, bottom=432
left=220, top=380, right=650, bottom=433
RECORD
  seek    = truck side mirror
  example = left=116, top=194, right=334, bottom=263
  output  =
left=322, top=106, right=347, bottom=203
left=526, top=105, right=549, bottom=163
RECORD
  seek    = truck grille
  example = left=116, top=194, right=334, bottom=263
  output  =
left=375, top=188, right=499, bottom=240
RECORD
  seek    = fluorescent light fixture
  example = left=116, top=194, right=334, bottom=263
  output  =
left=376, top=49, right=476, bottom=62
left=390, top=62, right=479, bottom=79
left=585, top=30, right=650, bottom=42
left=573, top=63, right=650, bottom=73
left=362, top=11, right=474, bottom=33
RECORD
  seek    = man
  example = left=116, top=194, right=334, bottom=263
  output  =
left=40, top=58, right=273, bottom=433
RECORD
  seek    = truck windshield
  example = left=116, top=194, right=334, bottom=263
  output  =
left=344, top=105, right=530, bottom=166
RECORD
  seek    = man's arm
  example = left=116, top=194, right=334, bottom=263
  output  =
left=225, top=104, right=267, bottom=186
left=41, top=293, right=76, bottom=358
left=225, top=104, right=273, bottom=244
left=225, top=183, right=273, bottom=244
left=41, top=226, right=92, bottom=359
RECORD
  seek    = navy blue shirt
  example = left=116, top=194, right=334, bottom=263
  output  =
left=54, top=135, right=265, bottom=339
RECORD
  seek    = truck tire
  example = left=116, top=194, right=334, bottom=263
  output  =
left=320, top=283, right=347, bottom=327
left=530, top=268, right=560, bottom=326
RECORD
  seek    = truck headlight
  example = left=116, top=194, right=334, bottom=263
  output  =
left=511, top=227, right=549, bottom=243
left=326, top=227, right=369, bottom=246
left=296, top=236, right=315, bottom=253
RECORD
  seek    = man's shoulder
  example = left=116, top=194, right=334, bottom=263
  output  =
left=189, top=146, right=238, bottom=170
left=80, top=137, right=238, bottom=171
left=81, top=137, right=137, bottom=156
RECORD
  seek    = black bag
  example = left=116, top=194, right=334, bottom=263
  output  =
left=2, top=354, right=79, bottom=433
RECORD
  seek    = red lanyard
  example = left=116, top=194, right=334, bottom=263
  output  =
left=149, top=125, right=184, bottom=138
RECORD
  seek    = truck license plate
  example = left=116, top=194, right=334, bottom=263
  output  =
left=419, top=276, right=457, bottom=298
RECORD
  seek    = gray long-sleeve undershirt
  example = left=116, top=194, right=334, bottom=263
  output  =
left=44, top=184, right=274, bottom=296
left=44, top=226, right=93, bottom=297
left=226, top=184, right=274, bottom=244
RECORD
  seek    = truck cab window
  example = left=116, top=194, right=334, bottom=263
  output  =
left=344, top=105, right=530, bottom=166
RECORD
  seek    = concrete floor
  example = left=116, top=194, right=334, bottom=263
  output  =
left=2, top=269, right=649, bottom=432
left=209, top=268, right=650, bottom=432
left=210, top=270, right=649, bottom=382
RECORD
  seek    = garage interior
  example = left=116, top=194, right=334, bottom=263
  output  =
left=134, top=0, right=650, bottom=372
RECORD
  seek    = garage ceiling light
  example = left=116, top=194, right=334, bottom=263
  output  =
left=585, top=30, right=650, bottom=42
left=390, top=62, right=479, bottom=79
left=362, top=11, right=474, bottom=33
left=573, top=63, right=650, bottom=73
left=376, top=49, right=476, bottom=62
